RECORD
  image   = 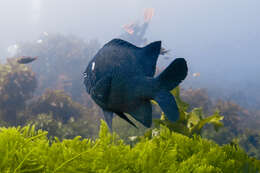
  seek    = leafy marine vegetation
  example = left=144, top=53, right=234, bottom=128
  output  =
left=152, top=87, right=224, bottom=137
left=0, top=121, right=259, bottom=173
left=0, top=54, right=101, bottom=139
left=27, top=89, right=100, bottom=139
left=180, top=88, right=260, bottom=159
left=0, top=59, right=37, bottom=125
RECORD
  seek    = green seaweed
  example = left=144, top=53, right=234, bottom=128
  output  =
left=0, top=122, right=258, bottom=172
left=152, top=86, right=224, bottom=137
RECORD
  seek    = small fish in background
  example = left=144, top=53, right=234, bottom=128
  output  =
left=17, top=56, right=38, bottom=64
left=192, top=72, right=200, bottom=77
left=83, top=38, right=188, bottom=129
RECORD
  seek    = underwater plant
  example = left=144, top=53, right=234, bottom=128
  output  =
left=29, top=89, right=86, bottom=122
left=0, top=58, right=37, bottom=125
left=152, top=86, right=224, bottom=137
left=0, top=122, right=258, bottom=172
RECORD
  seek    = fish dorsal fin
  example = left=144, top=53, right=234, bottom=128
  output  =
left=139, top=41, right=161, bottom=77
left=104, top=39, right=139, bottom=50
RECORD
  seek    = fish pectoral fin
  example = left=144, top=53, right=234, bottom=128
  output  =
left=115, top=112, right=137, bottom=128
left=92, top=75, right=111, bottom=105
left=128, top=101, right=152, bottom=128
left=154, top=90, right=179, bottom=122
left=102, top=110, right=114, bottom=130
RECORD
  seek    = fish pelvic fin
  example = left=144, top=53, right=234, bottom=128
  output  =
left=157, top=58, right=188, bottom=91
left=102, top=110, right=114, bottom=130
left=154, top=90, right=179, bottom=122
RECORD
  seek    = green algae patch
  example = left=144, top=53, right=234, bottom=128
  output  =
left=0, top=122, right=259, bottom=173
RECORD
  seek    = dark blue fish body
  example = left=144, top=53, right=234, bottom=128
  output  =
left=84, top=39, right=187, bottom=128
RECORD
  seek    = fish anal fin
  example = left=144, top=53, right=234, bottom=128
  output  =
left=128, top=101, right=152, bottom=128
left=154, top=90, right=179, bottom=122
left=115, top=112, right=137, bottom=128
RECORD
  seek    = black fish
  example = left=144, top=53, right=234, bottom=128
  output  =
left=17, top=56, right=38, bottom=64
left=83, top=39, right=188, bottom=129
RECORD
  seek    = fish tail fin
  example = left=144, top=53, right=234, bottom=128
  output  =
left=153, top=58, right=188, bottom=122
left=157, top=58, right=188, bottom=91
left=153, top=90, right=179, bottom=122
